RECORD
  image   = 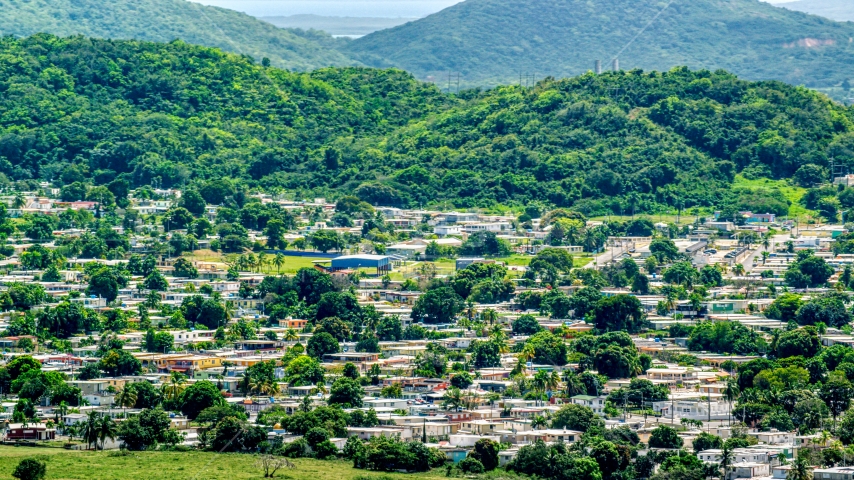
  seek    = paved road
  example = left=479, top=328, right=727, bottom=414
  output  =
left=741, top=234, right=788, bottom=273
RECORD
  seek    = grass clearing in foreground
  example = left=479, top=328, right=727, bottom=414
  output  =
left=0, top=447, right=449, bottom=480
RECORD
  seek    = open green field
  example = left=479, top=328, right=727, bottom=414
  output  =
left=732, top=174, right=814, bottom=219
left=188, top=250, right=329, bottom=275
left=0, top=447, right=448, bottom=480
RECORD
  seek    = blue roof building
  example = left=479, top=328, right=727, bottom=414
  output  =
left=330, top=254, right=392, bottom=274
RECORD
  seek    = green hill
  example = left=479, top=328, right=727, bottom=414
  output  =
left=780, top=0, right=854, bottom=22
left=345, top=0, right=854, bottom=88
left=0, top=0, right=356, bottom=71
left=1, top=34, right=853, bottom=217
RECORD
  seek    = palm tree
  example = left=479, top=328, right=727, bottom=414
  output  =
left=490, top=332, right=509, bottom=354
left=733, top=264, right=745, bottom=276
left=481, top=309, right=498, bottom=326
left=162, top=372, right=187, bottom=402
left=115, top=387, right=138, bottom=414
left=720, top=445, right=735, bottom=480
left=96, top=414, right=118, bottom=450
left=55, top=401, right=69, bottom=427
left=81, top=411, right=101, bottom=450
left=787, top=458, right=812, bottom=480
left=272, top=253, right=286, bottom=274
left=465, top=300, right=476, bottom=322
left=257, top=252, right=268, bottom=274
left=761, top=251, right=770, bottom=265
left=562, top=371, right=586, bottom=396
left=722, top=379, right=739, bottom=426
left=66, top=422, right=79, bottom=442
left=776, top=452, right=788, bottom=467
left=284, top=329, right=299, bottom=342
left=12, top=194, right=25, bottom=209
left=546, top=371, right=561, bottom=393
left=443, top=387, right=464, bottom=411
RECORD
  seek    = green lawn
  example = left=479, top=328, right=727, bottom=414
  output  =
left=0, top=448, right=449, bottom=480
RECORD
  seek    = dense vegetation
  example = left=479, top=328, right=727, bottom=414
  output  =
left=0, top=0, right=354, bottom=70
left=346, top=0, right=854, bottom=89
left=1, top=35, right=853, bottom=212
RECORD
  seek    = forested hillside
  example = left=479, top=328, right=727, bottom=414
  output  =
left=346, top=0, right=854, bottom=88
left=1, top=35, right=853, bottom=216
left=0, top=0, right=355, bottom=70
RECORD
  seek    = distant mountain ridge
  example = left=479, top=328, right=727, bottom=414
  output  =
left=0, top=0, right=356, bottom=71
left=262, top=15, right=419, bottom=37
left=345, top=0, right=854, bottom=87
left=779, top=0, right=854, bottom=22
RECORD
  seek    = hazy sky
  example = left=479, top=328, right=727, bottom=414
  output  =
left=190, top=0, right=797, bottom=18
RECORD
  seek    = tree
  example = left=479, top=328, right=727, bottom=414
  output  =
left=838, top=409, right=854, bottom=445
left=181, top=295, right=228, bottom=329
left=172, top=257, right=198, bottom=278
left=285, top=356, right=325, bottom=386
left=118, top=408, right=177, bottom=450
left=797, top=294, right=852, bottom=328
left=180, top=189, right=206, bottom=216
left=309, top=229, right=343, bottom=253
left=592, top=295, right=645, bottom=333
left=264, top=219, right=288, bottom=250
left=459, top=456, right=485, bottom=474
left=787, top=255, right=833, bottom=288
left=570, top=286, right=603, bottom=319
left=459, top=231, right=511, bottom=256
left=776, top=326, right=821, bottom=358
left=451, top=372, right=473, bottom=389
left=551, top=403, right=603, bottom=432
left=143, top=270, right=169, bottom=291
left=766, top=294, right=803, bottom=322
left=163, top=207, right=194, bottom=231
left=375, top=315, right=403, bottom=341
left=256, top=455, right=294, bottom=478
left=99, top=350, right=142, bottom=377
left=819, top=378, right=854, bottom=427
left=693, top=432, right=723, bottom=453
left=12, top=458, right=46, bottom=480
left=86, top=266, right=128, bottom=302
left=470, top=340, right=501, bottom=368
left=179, top=381, right=224, bottom=420
left=411, top=287, right=464, bottom=324
left=469, top=438, right=499, bottom=471
left=649, top=425, right=682, bottom=449
left=787, top=458, right=813, bottom=480
left=314, top=316, right=352, bottom=341
left=125, top=381, right=161, bottom=409
left=512, top=314, right=542, bottom=335
left=650, top=238, right=679, bottom=261
left=594, top=345, right=641, bottom=379
left=307, top=332, right=340, bottom=359
left=328, top=377, right=364, bottom=408
left=526, top=331, right=569, bottom=365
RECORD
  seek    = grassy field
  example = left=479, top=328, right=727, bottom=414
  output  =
left=188, top=250, right=329, bottom=275
left=0, top=447, right=450, bottom=480
left=732, top=174, right=815, bottom=219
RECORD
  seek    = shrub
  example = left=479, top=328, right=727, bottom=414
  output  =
left=459, top=456, right=485, bottom=474
left=12, top=458, right=46, bottom=480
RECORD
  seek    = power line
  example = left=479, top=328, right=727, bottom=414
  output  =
left=611, top=0, right=676, bottom=61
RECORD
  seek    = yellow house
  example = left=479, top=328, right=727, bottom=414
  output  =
left=165, top=355, right=223, bottom=373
